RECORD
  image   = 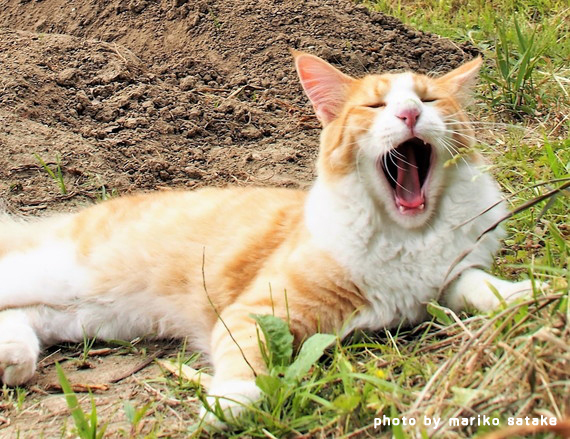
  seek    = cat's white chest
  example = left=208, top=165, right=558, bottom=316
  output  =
left=348, top=224, right=470, bottom=330
left=306, top=164, right=507, bottom=333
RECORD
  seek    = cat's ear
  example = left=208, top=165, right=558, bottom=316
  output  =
left=292, top=50, right=355, bottom=126
left=436, top=57, right=482, bottom=101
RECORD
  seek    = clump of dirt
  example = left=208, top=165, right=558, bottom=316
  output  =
left=0, top=0, right=477, bottom=435
left=0, top=0, right=477, bottom=214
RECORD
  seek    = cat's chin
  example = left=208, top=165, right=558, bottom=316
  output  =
left=378, top=137, right=435, bottom=225
left=385, top=199, right=434, bottom=229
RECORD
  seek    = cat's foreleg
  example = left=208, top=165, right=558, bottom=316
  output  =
left=199, top=302, right=269, bottom=427
left=444, top=267, right=540, bottom=313
left=0, top=309, right=40, bottom=386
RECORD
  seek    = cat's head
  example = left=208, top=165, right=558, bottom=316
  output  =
left=293, top=51, right=481, bottom=229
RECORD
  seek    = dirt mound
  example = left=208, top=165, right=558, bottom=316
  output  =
left=0, top=0, right=476, bottom=214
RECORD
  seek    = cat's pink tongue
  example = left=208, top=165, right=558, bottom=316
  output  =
left=395, top=145, right=424, bottom=208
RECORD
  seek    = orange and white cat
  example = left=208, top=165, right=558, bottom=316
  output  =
left=0, top=52, right=536, bottom=425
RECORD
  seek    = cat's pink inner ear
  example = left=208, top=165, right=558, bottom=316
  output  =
left=294, top=53, right=354, bottom=125
left=437, top=57, right=483, bottom=100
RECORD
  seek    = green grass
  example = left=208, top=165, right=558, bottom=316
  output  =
left=367, top=0, right=569, bottom=59
left=56, top=363, right=107, bottom=439
left=366, top=0, right=569, bottom=119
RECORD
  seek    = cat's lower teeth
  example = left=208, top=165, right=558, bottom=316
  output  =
left=398, top=203, right=425, bottom=214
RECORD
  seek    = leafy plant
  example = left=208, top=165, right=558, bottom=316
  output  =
left=252, top=314, right=336, bottom=391
left=198, top=313, right=343, bottom=432
left=251, top=314, right=294, bottom=369
left=427, top=302, right=454, bottom=325
left=242, top=315, right=406, bottom=434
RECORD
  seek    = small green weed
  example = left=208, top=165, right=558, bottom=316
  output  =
left=15, top=388, right=27, bottom=411
left=123, top=400, right=152, bottom=437
left=209, top=10, right=223, bottom=29
left=97, top=185, right=118, bottom=201
left=76, top=333, right=99, bottom=368
left=1, top=386, right=28, bottom=412
left=34, top=153, right=67, bottom=195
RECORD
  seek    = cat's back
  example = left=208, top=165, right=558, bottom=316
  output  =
left=0, top=186, right=306, bottom=307
left=67, top=186, right=307, bottom=255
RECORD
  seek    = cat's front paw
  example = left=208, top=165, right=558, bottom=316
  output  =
left=0, top=339, right=39, bottom=386
left=479, top=278, right=548, bottom=312
left=497, top=279, right=545, bottom=302
left=446, top=269, right=548, bottom=313
left=0, top=311, right=40, bottom=386
left=199, top=379, right=261, bottom=429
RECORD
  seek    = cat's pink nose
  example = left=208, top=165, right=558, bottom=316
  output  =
left=396, top=108, right=420, bottom=129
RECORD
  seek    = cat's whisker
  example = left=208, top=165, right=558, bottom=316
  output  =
left=445, top=120, right=501, bottom=127
left=441, top=122, right=483, bottom=132
left=382, top=153, right=411, bottom=194
left=438, top=139, right=476, bottom=172
left=444, top=117, right=522, bottom=129
left=439, top=143, right=460, bottom=159
left=435, top=137, right=461, bottom=157
left=387, top=151, right=409, bottom=172
left=442, top=133, right=489, bottom=151
left=389, top=149, right=418, bottom=169
left=440, top=129, right=481, bottom=145
left=439, top=137, right=463, bottom=154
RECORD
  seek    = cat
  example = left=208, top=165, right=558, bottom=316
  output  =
left=0, top=51, right=538, bottom=427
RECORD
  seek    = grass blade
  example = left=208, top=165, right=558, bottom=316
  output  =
left=55, top=363, right=90, bottom=436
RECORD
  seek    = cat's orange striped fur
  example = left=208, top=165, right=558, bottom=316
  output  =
left=0, top=52, right=538, bottom=426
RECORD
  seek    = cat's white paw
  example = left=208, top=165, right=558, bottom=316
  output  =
left=0, top=313, right=40, bottom=386
left=495, top=279, right=543, bottom=301
left=480, top=278, right=548, bottom=311
left=199, top=379, right=261, bottom=429
left=0, top=338, right=39, bottom=386
left=447, top=269, right=547, bottom=313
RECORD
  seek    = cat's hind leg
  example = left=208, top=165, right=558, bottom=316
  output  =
left=0, top=301, right=159, bottom=387
left=0, top=309, right=40, bottom=386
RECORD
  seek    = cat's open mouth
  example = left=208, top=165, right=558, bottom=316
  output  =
left=379, top=138, right=433, bottom=215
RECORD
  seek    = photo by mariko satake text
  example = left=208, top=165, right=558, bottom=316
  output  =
left=374, top=414, right=559, bottom=429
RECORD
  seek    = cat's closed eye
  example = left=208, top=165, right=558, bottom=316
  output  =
left=365, top=102, right=386, bottom=108
left=421, top=98, right=437, bottom=103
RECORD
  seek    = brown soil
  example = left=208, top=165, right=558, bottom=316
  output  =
left=0, top=0, right=476, bottom=436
